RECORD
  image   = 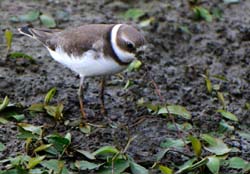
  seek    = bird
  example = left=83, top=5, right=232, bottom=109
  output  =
left=18, top=24, right=145, bottom=120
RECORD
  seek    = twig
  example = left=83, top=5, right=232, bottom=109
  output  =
left=111, top=152, right=119, bottom=174
left=150, top=79, right=164, bottom=102
left=122, top=135, right=137, bottom=154
left=168, top=148, right=193, bottom=158
left=145, top=66, right=187, bottom=147
left=130, top=116, right=147, bottom=127
left=111, top=127, right=137, bottom=174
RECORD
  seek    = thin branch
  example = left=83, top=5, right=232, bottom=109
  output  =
left=145, top=66, right=187, bottom=148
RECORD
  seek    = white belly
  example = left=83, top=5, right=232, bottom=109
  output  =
left=47, top=47, right=126, bottom=77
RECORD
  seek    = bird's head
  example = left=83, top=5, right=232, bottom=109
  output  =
left=111, top=24, right=146, bottom=64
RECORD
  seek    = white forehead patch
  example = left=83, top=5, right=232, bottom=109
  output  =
left=121, top=32, right=130, bottom=43
left=111, top=24, right=135, bottom=63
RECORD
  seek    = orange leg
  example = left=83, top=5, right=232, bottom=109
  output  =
left=99, top=78, right=106, bottom=115
left=78, top=76, right=86, bottom=119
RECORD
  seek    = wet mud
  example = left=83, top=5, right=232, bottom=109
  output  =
left=1, top=0, right=250, bottom=173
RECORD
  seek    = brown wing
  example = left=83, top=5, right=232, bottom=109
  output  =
left=19, top=24, right=114, bottom=56
left=48, top=24, right=114, bottom=56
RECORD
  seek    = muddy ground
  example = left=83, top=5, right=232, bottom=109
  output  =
left=1, top=0, right=250, bottom=173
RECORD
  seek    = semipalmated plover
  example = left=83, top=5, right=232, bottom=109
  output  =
left=18, top=24, right=145, bottom=119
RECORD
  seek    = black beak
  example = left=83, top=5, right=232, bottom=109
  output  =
left=136, top=45, right=146, bottom=58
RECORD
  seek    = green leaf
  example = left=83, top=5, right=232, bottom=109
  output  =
left=130, top=161, right=148, bottom=174
left=79, top=124, right=91, bottom=134
left=44, top=103, right=63, bottom=120
left=40, top=14, right=56, bottom=28
left=223, top=0, right=240, bottom=4
left=139, top=17, right=155, bottom=27
left=123, top=8, right=145, bottom=21
left=5, top=29, right=13, bottom=51
left=201, top=74, right=212, bottom=93
left=17, top=123, right=43, bottom=135
left=228, top=157, right=248, bottom=169
left=41, top=160, right=69, bottom=174
left=189, top=136, right=201, bottom=157
left=177, top=158, right=196, bottom=172
left=34, top=144, right=53, bottom=153
left=77, top=149, right=96, bottom=160
left=127, top=60, right=142, bottom=72
left=25, top=137, right=32, bottom=153
left=0, top=117, right=8, bottom=124
left=0, top=96, right=9, bottom=112
left=27, top=156, right=46, bottom=169
left=145, top=103, right=159, bottom=113
left=201, top=134, right=231, bottom=155
left=213, top=84, right=221, bottom=91
left=28, top=103, right=44, bottom=112
left=218, top=120, right=234, bottom=133
left=17, top=127, right=39, bottom=139
left=55, top=103, right=64, bottom=120
left=19, top=10, right=40, bottom=22
left=212, top=74, right=228, bottom=81
left=245, top=102, right=250, bottom=110
left=193, top=7, right=213, bottom=22
left=0, top=111, right=24, bottom=122
left=136, top=98, right=145, bottom=106
left=201, top=134, right=217, bottom=146
left=0, top=168, right=28, bottom=174
left=167, top=122, right=193, bottom=131
left=217, top=92, right=226, bottom=108
left=97, top=159, right=129, bottom=174
left=199, top=7, right=213, bottom=22
left=244, top=163, right=250, bottom=173
left=217, top=109, right=238, bottom=122
left=75, top=160, right=102, bottom=170
left=92, top=146, right=119, bottom=157
left=158, top=105, right=191, bottom=119
left=44, top=146, right=59, bottom=156
left=212, top=7, right=223, bottom=20
left=124, top=80, right=134, bottom=89
left=4, top=155, right=31, bottom=167
left=159, top=165, right=173, bottom=174
left=29, top=168, right=44, bottom=174
left=64, top=132, right=71, bottom=143
left=160, top=138, right=186, bottom=149
left=47, top=134, right=70, bottom=153
left=176, top=158, right=208, bottom=174
left=44, top=87, right=57, bottom=105
left=8, top=52, right=36, bottom=63
left=179, top=25, right=191, bottom=34
left=11, top=114, right=25, bottom=121
left=0, top=142, right=5, bottom=151
left=207, top=156, right=220, bottom=174
left=155, top=148, right=170, bottom=162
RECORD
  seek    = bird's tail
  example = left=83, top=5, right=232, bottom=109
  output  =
left=18, top=25, right=55, bottom=44
left=18, top=25, right=37, bottom=39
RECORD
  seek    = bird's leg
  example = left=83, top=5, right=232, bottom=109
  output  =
left=78, top=76, right=86, bottom=119
left=99, top=77, right=106, bottom=115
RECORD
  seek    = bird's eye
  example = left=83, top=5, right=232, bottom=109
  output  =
left=126, top=42, right=134, bottom=49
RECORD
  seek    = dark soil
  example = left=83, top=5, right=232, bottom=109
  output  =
left=1, top=0, right=250, bottom=173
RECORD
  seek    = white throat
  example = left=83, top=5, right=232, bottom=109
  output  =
left=111, top=24, right=135, bottom=63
